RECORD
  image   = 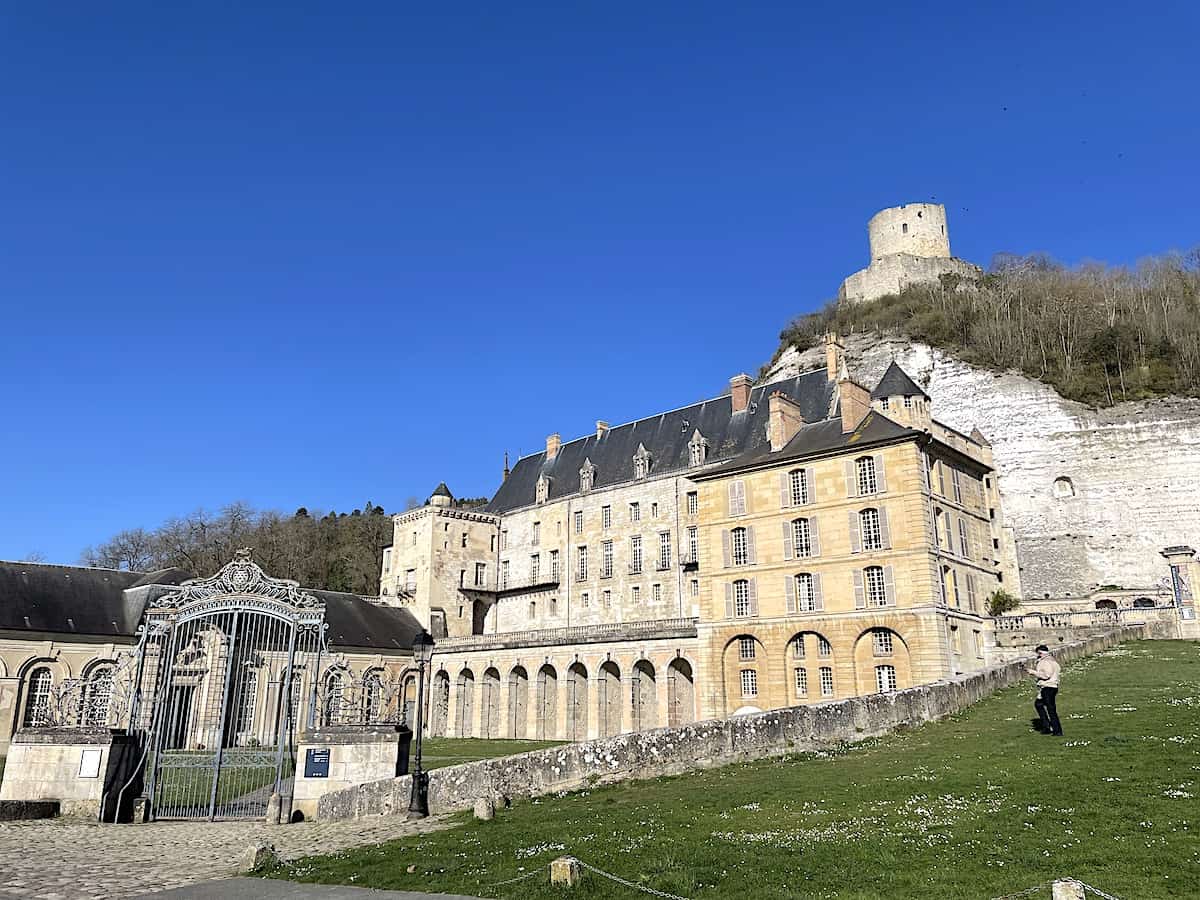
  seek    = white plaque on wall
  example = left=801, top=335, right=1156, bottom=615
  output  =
left=79, top=748, right=103, bottom=779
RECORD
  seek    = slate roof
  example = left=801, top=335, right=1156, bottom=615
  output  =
left=431, top=482, right=453, bottom=499
left=487, top=368, right=836, bottom=514
left=870, top=361, right=929, bottom=400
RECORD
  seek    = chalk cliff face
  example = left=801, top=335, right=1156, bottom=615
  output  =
left=765, top=334, right=1200, bottom=599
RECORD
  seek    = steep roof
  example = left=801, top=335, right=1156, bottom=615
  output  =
left=487, top=368, right=836, bottom=513
left=870, top=361, right=929, bottom=400
left=431, top=482, right=453, bottom=499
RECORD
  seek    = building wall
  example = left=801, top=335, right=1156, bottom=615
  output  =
left=840, top=254, right=981, bottom=305
left=868, top=203, right=952, bottom=260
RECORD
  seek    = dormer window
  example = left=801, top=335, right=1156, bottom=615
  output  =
left=535, top=474, right=550, bottom=504
left=579, top=458, right=596, bottom=493
left=688, top=430, right=709, bottom=467
left=633, top=444, right=651, bottom=480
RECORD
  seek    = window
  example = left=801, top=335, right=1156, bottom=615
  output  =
left=875, top=665, right=897, bottom=693
left=631, top=585, right=641, bottom=604
left=81, top=665, right=114, bottom=727
left=731, top=527, right=749, bottom=566
left=630, top=535, right=643, bottom=573
left=459, top=569, right=465, bottom=588
left=856, top=457, right=878, bottom=495
left=576, top=546, right=588, bottom=581
left=817, top=636, right=832, bottom=657
left=689, top=433, right=708, bottom=466
left=974, top=630, right=984, bottom=657
left=405, top=569, right=417, bottom=592
left=794, top=668, right=808, bottom=697
left=652, top=583, right=663, bottom=603
left=794, top=573, right=818, bottom=612
left=686, top=492, right=698, bottom=516
left=728, top=480, right=747, bottom=516
left=958, top=519, right=970, bottom=558
left=791, top=518, right=812, bottom=557
left=550, top=597, right=558, bottom=617
left=904, top=396, right=913, bottom=409
left=500, top=560, right=510, bottom=589
left=382, top=548, right=392, bottom=574
left=581, top=591, right=590, bottom=607
left=860, top=508, right=882, bottom=551
left=952, top=469, right=963, bottom=504
left=529, top=601, right=536, bottom=620
left=500, top=530, right=508, bottom=550
left=634, top=446, right=651, bottom=479
left=536, top=475, right=549, bottom=504
left=902, top=222, right=908, bottom=234
left=651, top=502, right=659, bottom=518
left=740, top=669, right=758, bottom=697
left=950, top=568, right=961, bottom=607
left=739, top=637, right=756, bottom=660
left=881, top=397, right=889, bottom=410
left=602, top=589, right=611, bottom=606
left=864, top=565, right=887, bottom=607
left=580, top=461, right=595, bottom=492
left=630, top=502, right=641, bottom=523
left=819, top=666, right=834, bottom=697
left=691, top=578, right=699, bottom=597
left=951, top=625, right=963, bottom=654
left=322, top=671, right=345, bottom=726
left=734, top=580, right=751, bottom=617
left=574, top=510, right=584, bottom=534
left=872, top=629, right=894, bottom=656
left=550, top=550, right=560, bottom=580
left=687, top=525, right=698, bottom=561
left=531, top=553, right=540, bottom=581
left=601, top=506, right=612, bottom=529
left=658, top=532, right=672, bottom=570
left=789, top=469, right=810, bottom=506
left=601, top=540, right=614, bottom=578
left=532, top=521, right=541, bottom=545
left=792, top=635, right=806, bottom=658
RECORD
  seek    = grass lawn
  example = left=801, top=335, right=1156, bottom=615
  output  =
left=270, top=641, right=1199, bottom=899
left=420, top=737, right=565, bottom=771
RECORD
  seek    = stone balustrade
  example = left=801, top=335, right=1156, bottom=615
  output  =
left=434, top=617, right=699, bottom=653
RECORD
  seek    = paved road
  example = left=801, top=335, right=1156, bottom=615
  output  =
left=137, top=878, right=485, bottom=899
left=0, top=815, right=453, bottom=900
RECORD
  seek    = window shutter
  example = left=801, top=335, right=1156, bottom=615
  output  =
left=748, top=578, right=758, bottom=616
left=805, top=468, right=816, bottom=504
left=844, top=459, right=857, bottom=497
left=780, top=472, right=790, bottom=508
left=853, top=569, right=866, bottom=609
left=785, top=575, right=797, bottom=614
left=727, top=482, right=737, bottom=516
left=741, top=479, right=751, bottom=514
left=725, top=582, right=734, bottom=618
left=746, top=526, right=757, bottom=565
left=874, top=454, right=888, bottom=492
left=884, top=565, right=897, bottom=606
left=809, top=517, right=821, bottom=557
left=849, top=509, right=862, bottom=554
left=967, top=573, right=978, bottom=611
left=879, top=507, right=892, bottom=549
left=812, top=573, right=824, bottom=611
left=721, top=530, right=731, bottom=568
left=782, top=521, right=794, bottom=560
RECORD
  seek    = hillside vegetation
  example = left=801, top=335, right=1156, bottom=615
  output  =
left=776, top=250, right=1200, bottom=407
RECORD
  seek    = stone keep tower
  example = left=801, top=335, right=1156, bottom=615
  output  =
left=840, top=202, right=980, bottom=304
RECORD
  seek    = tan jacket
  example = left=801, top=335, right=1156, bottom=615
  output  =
left=1031, top=656, right=1061, bottom=689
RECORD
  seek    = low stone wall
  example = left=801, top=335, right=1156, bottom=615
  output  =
left=293, top=725, right=410, bottom=820
left=317, top=628, right=1139, bottom=821
left=0, top=728, right=138, bottom=819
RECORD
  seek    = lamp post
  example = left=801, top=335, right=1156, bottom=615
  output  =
left=407, top=628, right=435, bottom=819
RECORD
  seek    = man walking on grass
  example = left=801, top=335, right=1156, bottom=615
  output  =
left=1028, top=644, right=1063, bottom=736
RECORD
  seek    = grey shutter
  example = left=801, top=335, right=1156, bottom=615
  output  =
left=780, top=472, right=790, bottom=508
left=782, top=521, right=794, bottom=560
left=884, top=565, right=897, bottom=606
left=853, top=569, right=866, bottom=609
left=805, top=468, right=816, bottom=504
left=746, top=526, right=757, bottom=565
left=809, top=517, right=821, bottom=557
left=879, top=507, right=892, bottom=549
left=727, top=482, right=737, bottom=516
left=785, top=575, right=797, bottom=614
left=967, top=573, right=977, bottom=611
left=748, top=578, right=759, bottom=616
left=742, top=480, right=751, bottom=514
left=845, top=459, right=857, bottom=498
left=725, top=582, right=734, bottom=618
left=849, top=509, right=862, bottom=554
left=721, top=530, right=731, bottom=568
left=874, top=454, right=888, bottom=492
left=812, top=573, right=824, bottom=611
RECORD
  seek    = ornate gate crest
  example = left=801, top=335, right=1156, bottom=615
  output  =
left=149, top=548, right=325, bottom=615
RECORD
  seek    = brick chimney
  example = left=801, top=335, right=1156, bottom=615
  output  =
left=768, top=391, right=805, bottom=452
left=596, top=421, right=609, bottom=440
left=825, top=332, right=845, bottom=381
left=546, top=433, right=561, bottom=460
left=838, top=368, right=872, bottom=434
left=730, top=374, right=753, bottom=414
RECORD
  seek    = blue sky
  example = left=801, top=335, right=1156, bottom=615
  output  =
left=2, top=2, right=1197, bottom=564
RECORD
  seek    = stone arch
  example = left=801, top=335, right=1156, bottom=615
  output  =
left=785, top=630, right=834, bottom=703
left=630, top=659, right=657, bottom=731
left=722, top=633, right=768, bottom=714
left=1095, top=599, right=1118, bottom=610
left=1053, top=476, right=1075, bottom=498
left=454, top=668, right=476, bottom=737
left=536, top=664, right=557, bottom=739
left=666, top=657, right=695, bottom=727
left=851, top=626, right=912, bottom=696
left=481, top=667, right=501, bottom=738
left=430, top=670, right=450, bottom=736
left=565, top=662, right=589, bottom=741
left=321, top=666, right=350, bottom=727
left=361, top=667, right=386, bottom=725
left=597, top=660, right=621, bottom=737
left=507, top=665, right=529, bottom=738
left=1133, top=597, right=1156, bottom=608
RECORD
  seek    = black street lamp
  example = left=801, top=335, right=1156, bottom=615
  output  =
left=407, top=628, right=435, bottom=819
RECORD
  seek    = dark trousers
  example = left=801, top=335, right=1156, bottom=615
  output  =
left=1035, top=687, right=1062, bottom=735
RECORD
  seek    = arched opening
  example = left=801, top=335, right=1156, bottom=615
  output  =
left=507, top=666, right=529, bottom=738
left=430, top=670, right=450, bottom=736
left=1133, top=597, right=1156, bottom=609
left=536, top=664, right=557, bottom=739
left=455, top=668, right=475, bottom=737
left=631, top=660, right=657, bottom=731
left=666, top=658, right=695, bottom=727
left=851, top=627, right=912, bottom=696
left=722, top=634, right=767, bottom=714
left=22, top=666, right=53, bottom=728
left=1095, top=599, right=1118, bottom=610
left=321, top=669, right=346, bottom=727
left=566, top=662, right=589, bottom=740
left=362, top=668, right=385, bottom=725
left=598, top=660, right=622, bottom=737
left=481, top=667, right=501, bottom=738
left=80, top=662, right=116, bottom=728
left=786, top=631, right=834, bottom=703
left=1053, top=476, right=1075, bottom=498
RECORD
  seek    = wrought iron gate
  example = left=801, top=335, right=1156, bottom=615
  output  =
left=130, top=551, right=325, bottom=821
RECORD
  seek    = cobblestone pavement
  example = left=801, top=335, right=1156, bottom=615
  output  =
left=0, top=815, right=454, bottom=900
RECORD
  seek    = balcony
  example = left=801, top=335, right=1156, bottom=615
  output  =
left=434, top=617, right=700, bottom=653
left=479, top=575, right=561, bottom=598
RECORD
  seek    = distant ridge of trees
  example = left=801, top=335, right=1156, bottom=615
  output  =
left=774, top=249, right=1200, bottom=407
left=81, top=501, right=398, bottom=595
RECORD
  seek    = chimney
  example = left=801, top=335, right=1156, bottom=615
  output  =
left=546, top=433, right=561, bottom=460
left=768, top=391, right=805, bottom=452
left=730, top=374, right=753, bottom=414
left=825, top=332, right=845, bottom=381
left=596, top=421, right=609, bottom=440
left=838, top=368, right=872, bottom=434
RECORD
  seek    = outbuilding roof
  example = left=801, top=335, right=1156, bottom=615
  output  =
left=870, top=361, right=929, bottom=400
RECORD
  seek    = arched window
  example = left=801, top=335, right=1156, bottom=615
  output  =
left=688, top=432, right=708, bottom=467
left=789, top=469, right=810, bottom=506
left=80, top=664, right=115, bottom=727
left=536, top=474, right=550, bottom=504
left=23, top=667, right=53, bottom=727
left=794, top=573, right=817, bottom=612
left=791, top=519, right=812, bottom=557
left=363, top=669, right=385, bottom=724
left=860, top=508, right=882, bottom=551
left=579, top=460, right=596, bottom=493
left=1133, top=597, right=1156, bottom=609
left=856, top=456, right=878, bottom=495
left=322, top=670, right=346, bottom=726
left=864, top=565, right=887, bottom=607
left=634, top=444, right=651, bottom=479
left=731, top=527, right=748, bottom=566
left=875, top=664, right=897, bottom=693
left=1053, top=476, right=1075, bottom=499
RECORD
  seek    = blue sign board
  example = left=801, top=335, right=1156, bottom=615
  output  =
left=305, top=748, right=331, bottom=778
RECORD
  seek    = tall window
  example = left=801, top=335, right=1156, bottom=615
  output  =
left=789, top=469, right=810, bottom=506
left=634, top=448, right=651, bottom=479
left=689, top=434, right=708, bottom=466
left=794, top=668, right=808, bottom=697
left=631, top=585, right=641, bottom=604
left=731, top=527, right=749, bottom=566
left=958, top=519, right=970, bottom=558
left=500, top=560, right=510, bottom=589
left=532, top=521, right=541, bottom=545
left=574, top=510, right=584, bottom=534
left=659, top=532, right=672, bottom=569
left=690, top=578, right=699, bottom=597
left=817, top=636, right=832, bottom=657
left=405, top=569, right=417, bottom=592
left=687, top=525, right=698, bottom=561
left=738, top=637, right=756, bottom=660
left=382, top=548, right=392, bottom=574
left=576, top=546, right=588, bottom=581
left=530, top=553, right=540, bottom=581
left=686, top=492, right=698, bottom=516
left=630, top=502, right=641, bottom=523
left=856, top=456, right=878, bottom=495
left=601, top=505, right=612, bottom=529
left=952, top=468, right=963, bottom=503
left=81, top=665, right=114, bottom=727
left=728, top=479, right=747, bottom=516
left=652, top=583, right=663, bottom=603
left=500, top=530, right=508, bottom=550
left=581, top=591, right=590, bottom=607
left=792, top=635, right=806, bottom=658
left=322, top=671, right=345, bottom=726
left=363, top=670, right=384, bottom=724
left=864, top=565, right=888, bottom=606
left=536, top=475, right=549, bottom=504
left=630, top=535, right=643, bottom=573
left=529, top=601, right=537, bottom=619
left=792, top=518, right=812, bottom=557
left=550, top=550, right=560, bottom=580
left=875, top=665, right=897, bottom=693
left=602, top=589, right=611, bottom=606
left=601, top=540, right=614, bottom=578
left=734, top=579, right=751, bottom=617
left=461, top=532, right=467, bottom=548
left=819, top=666, right=834, bottom=697
left=740, top=669, right=758, bottom=697
left=473, top=563, right=485, bottom=587
left=860, top=508, right=882, bottom=551
left=795, top=573, right=817, bottom=612
left=872, top=629, right=894, bottom=656
left=580, top=462, right=595, bottom=492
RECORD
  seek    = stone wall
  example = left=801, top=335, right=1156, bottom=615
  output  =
left=765, top=334, right=1200, bottom=600
left=840, top=255, right=981, bottom=305
left=0, top=728, right=137, bottom=818
left=316, top=627, right=1138, bottom=821
left=293, top=725, right=408, bottom=820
